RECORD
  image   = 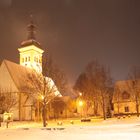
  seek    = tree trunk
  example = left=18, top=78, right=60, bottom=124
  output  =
left=136, top=99, right=139, bottom=117
left=102, top=95, right=106, bottom=120
left=42, top=104, right=47, bottom=127
left=37, top=101, right=40, bottom=121
left=94, top=101, right=98, bottom=116
left=117, top=92, right=120, bottom=115
left=103, top=104, right=106, bottom=120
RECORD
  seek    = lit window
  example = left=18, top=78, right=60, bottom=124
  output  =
left=124, top=106, right=129, bottom=112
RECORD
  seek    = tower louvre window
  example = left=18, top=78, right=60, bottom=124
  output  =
left=34, top=57, right=36, bottom=62
left=25, top=57, right=27, bottom=62
left=39, top=59, right=41, bottom=63
left=39, top=57, right=42, bottom=63
left=22, top=58, right=24, bottom=63
left=28, top=56, right=30, bottom=61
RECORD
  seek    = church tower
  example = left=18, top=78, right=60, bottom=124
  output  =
left=18, top=16, right=44, bottom=73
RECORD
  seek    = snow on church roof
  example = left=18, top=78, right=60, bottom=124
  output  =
left=0, top=60, right=61, bottom=97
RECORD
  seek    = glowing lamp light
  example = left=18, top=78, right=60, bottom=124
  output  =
left=41, top=95, right=44, bottom=100
left=79, top=92, right=82, bottom=96
left=78, top=100, right=84, bottom=107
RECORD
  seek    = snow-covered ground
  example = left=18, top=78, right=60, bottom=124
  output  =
left=0, top=117, right=140, bottom=140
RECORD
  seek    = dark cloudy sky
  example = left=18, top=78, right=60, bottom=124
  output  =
left=0, top=0, right=140, bottom=84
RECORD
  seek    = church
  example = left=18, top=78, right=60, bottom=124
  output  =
left=0, top=18, right=61, bottom=121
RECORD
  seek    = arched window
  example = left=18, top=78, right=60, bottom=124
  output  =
left=28, top=56, right=30, bottom=61
left=36, top=57, right=38, bottom=63
left=122, top=91, right=130, bottom=100
left=25, top=57, right=27, bottom=62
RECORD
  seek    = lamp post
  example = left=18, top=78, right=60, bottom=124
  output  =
left=39, top=94, right=48, bottom=127
left=79, top=100, right=83, bottom=118
left=78, top=100, right=84, bottom=107
left=78, top=99, right=84, bottom=118
left=79, top=92, right=82, bottom=97
left=78, top=92, right=84, bottom=118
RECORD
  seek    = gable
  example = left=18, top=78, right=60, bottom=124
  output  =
left=113, top=80, right=136, bottom=103
left=0, top=61, right=19, bottom=93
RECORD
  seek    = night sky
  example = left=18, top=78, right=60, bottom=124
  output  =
left=0, top=0, right=140, bottom=85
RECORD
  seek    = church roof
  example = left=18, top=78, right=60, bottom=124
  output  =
left=0, top=60, right=61, bottom=97
left=21, top=39, right=42, bottom=49
left=1, top=59, right=33, bottom=93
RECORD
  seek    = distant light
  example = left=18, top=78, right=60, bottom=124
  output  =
left=79, top=92, right=82, bottom=96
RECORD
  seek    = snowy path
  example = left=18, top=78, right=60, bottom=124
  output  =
left=0, top=123, right=140, bottom=140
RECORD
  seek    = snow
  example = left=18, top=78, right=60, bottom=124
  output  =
left=1, top=118, right=140, bottom=140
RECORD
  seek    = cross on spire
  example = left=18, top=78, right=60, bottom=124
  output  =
left=27, top=15, right=36, bottom=40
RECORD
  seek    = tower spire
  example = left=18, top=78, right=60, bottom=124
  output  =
left=19, top=15, right=44, bottom=73
left=27, top=15, right=36, bottom=40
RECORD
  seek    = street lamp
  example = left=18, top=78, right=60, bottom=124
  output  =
left=78, top=100, right=84, bottom=107
left=77, top=99, right=84, bottom=118
left=41, top=95, right=44, bottom=100
left=79, top=92, right=82, bottom=97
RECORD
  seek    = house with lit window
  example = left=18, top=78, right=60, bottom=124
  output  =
left=112, top=80, right=140, bottom=116
left=0, top=18, right=61, bottom=121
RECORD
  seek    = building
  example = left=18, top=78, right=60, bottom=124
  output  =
left=0, top=18, right=61, bottom=121
left=112, top=80, right=140, bottom=116
left=0, top=60, right=36, bottom=120
left=18, top=17, right=44, bottom=73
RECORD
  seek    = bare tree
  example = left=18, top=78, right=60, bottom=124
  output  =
left=127, top=66, right=140, bottom=117
left=0, top=90, right=17, bottom=113
left=114, top=86, right=121, bottom=115
left=19, top=52, right=68, bottom=126
left=74, top=60, right=112, bottom=119
left=42, top=52, right=68, bottom=95
left=21, top=71, right=61, bottom=127
left=51, top=97, right=66, bottom=119
left=0, top=89, right=17, bottom=127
